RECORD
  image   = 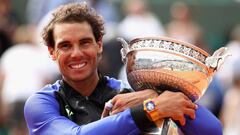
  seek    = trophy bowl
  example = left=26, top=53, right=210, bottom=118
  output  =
left=118, top=36, right=229, bottom=102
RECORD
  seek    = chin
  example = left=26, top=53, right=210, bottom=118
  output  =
left=70, top=72, right=92, bottom=81
left=69, top=75, right=87, bottom=81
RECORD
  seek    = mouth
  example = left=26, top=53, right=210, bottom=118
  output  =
left=69, top=62, right=87, bottom=69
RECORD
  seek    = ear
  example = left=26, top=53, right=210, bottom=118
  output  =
left=97, top=39, right=103, bottom=54
left=48, top=46, right=56, bottom=60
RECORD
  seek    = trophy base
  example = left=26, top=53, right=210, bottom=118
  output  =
left=127, top=69, right=208, bottom=101
left=142, top=119, right=182, bottom=135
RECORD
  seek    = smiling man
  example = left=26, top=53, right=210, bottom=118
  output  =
left=24, top=2, right=222, bottom=135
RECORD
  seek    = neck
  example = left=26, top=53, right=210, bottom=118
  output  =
left=63, top=72, right=100, bottom=96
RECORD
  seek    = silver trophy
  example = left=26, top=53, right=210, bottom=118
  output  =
left=118, top=36, right=229, bottom=135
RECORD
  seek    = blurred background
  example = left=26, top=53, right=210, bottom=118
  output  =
left=0, top=0, right=240, bottom=135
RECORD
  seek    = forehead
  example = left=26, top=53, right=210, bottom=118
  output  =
left=52, top=22, right=96, bottom=47
left=54, top=22, right=93, bottom=33
left=53, top=22, right=95, bottom=41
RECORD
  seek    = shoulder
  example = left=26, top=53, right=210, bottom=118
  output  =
left=24, top=80, right=61, bottom=127
left=26, top=80, right=60, bottom=101
left=24, top=80, right=61, bottom=108
left=105, top=76, right=123, bottom=90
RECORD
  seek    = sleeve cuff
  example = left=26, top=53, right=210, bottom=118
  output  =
left=130, top=104, right=158, bottom=132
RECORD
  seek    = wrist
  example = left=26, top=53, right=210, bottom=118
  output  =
left=143, top=99, right=160, bottom=121
left=130, top=104, right=157, bottom=132
left=141, top=89, right=158, bottom=99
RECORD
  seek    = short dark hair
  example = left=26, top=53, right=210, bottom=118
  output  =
left=42, top=3, right=105, bottom=48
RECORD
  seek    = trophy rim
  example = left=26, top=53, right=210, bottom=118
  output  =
left=129, top=36, right=210, bottom=57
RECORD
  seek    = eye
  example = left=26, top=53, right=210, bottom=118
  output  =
left=58, top=43, right=71, bottom=50
left=80, top=39, right=94, bottom=46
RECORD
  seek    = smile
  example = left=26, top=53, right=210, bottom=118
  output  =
left=70, top=63, right=87, bottom=69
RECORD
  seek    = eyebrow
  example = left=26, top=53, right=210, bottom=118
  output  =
left=79, top=37, right=94, bottom=43
left=56, top=37, right=94, bottom=46
left=57, top=41, right=70, bottom=46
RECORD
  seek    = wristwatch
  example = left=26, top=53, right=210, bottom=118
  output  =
left=143, top=99, right=160, bottom=122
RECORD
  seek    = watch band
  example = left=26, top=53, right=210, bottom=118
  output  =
left=143, top=99, right=162, bottom=123
left=143, top=99, right=171, bottom=133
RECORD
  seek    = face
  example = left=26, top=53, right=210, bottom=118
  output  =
left=48, top=22, right=103, bottom=83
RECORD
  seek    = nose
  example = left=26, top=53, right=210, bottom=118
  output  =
left=70, top=46, right=83, bottom=58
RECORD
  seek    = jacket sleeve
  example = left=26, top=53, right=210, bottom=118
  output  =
left=24, top=92, right=141, bottom=135
left=178, top=104, right=223, bottom=135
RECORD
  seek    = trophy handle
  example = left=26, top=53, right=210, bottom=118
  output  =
left=160, top=118, right=170, bottom=135
left=117, top=37, right=130, bottom=63
left=205, top=47, right=231, bottom=72
left=144, top=118, right=174, bottom=135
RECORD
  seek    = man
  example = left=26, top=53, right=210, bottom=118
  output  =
left=24, top=3, right=222, bottom=135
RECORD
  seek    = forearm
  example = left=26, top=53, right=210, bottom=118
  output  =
left=25, top=87, right=157, bottom=135
left=177, top=104, right=223, bottom=135
left=109, top=89, right=158, bottom=115
left=82, top=107, right=156, bottom=135
left=27, top=109, right=141, bottom=135
left=81, top=109, right=141, bottom=135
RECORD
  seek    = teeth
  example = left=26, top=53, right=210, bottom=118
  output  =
left=71, top=63, right=86, bottom=69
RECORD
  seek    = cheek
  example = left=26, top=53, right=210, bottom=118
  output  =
left=55, top=49, right=65, bottom=59
left=93, top=50, right=101, bottom=63
left=55, top=50, right=68, bottom=68
left=86, top=48, right=99, bottom=59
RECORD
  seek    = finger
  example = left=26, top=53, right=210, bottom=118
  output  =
left=111, top=95, right=123, bottom=111
left=111, top=94, right=125, bottom=105
left=111, top=96, right=117, bottom=105
left=111, top=107, right=125, bottom=115
left=185, top=101, right=198, bottom=110
left=105, top=100, right=113, bottom=110
left=101, top=100, right=114, bottom=118
left=184, top=108, right=196, bottom=120
left=178, top=116, right=186, bottom=126
left=112, top=95, right=129, bottom=111
left=112, top=100, right=124, bottom=111
left=101, top=108, right=110, bottom=118
left=112, top=100, right=137, bottom=115
left=179, top=92, right=191, bottom=101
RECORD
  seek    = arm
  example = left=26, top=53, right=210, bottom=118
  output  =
left=108, top=90, right=222, bottom=134
left=110, top=90, right=197, bottom=126
left=110, top=89, right=158, bottom=114
left=24, top=91, right=147, bottom=135
left=151, top=91, right=222, bottom=134
left=138, top=92, right=222, bottom=135
left=177, top=104, right=223, bottom=135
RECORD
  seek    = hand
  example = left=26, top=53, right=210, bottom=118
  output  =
left=153, top=91, right=197, bottom=126
left=107, top=89, right=158, bottom=115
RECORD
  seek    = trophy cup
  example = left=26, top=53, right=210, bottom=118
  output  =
left=117, top=36, right=229, bottom=135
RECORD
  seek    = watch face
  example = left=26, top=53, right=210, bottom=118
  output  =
left=146, top=101, right=155, bottom=111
